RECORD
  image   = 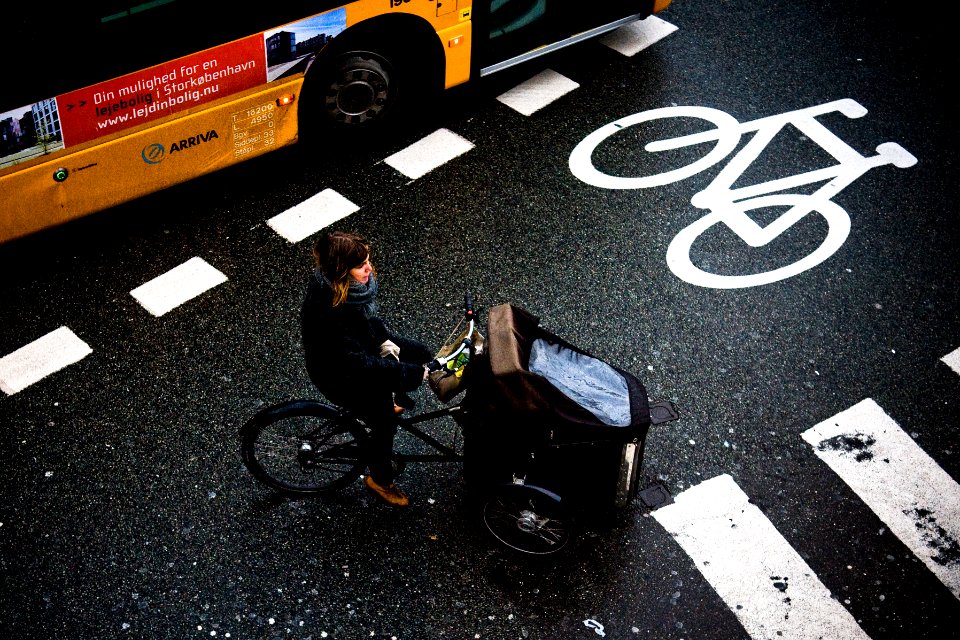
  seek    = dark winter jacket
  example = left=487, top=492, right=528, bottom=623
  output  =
left=301, top=272, right=428, bottom=408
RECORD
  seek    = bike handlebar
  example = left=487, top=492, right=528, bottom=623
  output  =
left=464, top=292, right=474, bottom=318
left=426, top=292, right=476, bottom=374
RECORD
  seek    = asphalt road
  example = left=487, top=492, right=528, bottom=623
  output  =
left=1, top=1, right=958, bottom=638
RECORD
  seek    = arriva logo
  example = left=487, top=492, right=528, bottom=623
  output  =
left=141, top=130, right=219, bottom=165
left=142, top=143, right=165, bottom=164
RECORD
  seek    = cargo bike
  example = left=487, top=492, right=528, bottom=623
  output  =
left=240, top=295, right=678, bottom=555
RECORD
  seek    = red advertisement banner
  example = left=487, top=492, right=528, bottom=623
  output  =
left=57, top=35, right=267, bottom=146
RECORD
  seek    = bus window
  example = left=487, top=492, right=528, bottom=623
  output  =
left=490, top=0, right=548, bottom=39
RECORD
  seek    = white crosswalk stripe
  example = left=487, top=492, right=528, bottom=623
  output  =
left=653, top=473, right=871, bottom=640
left=801, top=398, right=960, bottom=600
left=941, top=345, right=960, bottom=375
left=651, top=353, right=960, bottom=637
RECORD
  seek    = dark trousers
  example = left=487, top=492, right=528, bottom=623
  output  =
left=317, top=334, right=431, bottom=486
left=360, top=394, right=400, bottom=485
left=362, top=335, right=431, bottom=484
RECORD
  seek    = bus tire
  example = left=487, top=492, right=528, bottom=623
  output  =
left=322, top=52, right=397, bottom=127
left=299, top=48, right=408, bottom=145
left=299, top=22, right=443, bottom=144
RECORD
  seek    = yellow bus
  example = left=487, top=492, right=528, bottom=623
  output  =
left=0, top=0, right=671, bottom=243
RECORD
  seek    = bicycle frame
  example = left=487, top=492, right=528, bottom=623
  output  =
left=392, top=404, right=468, bottom=463
left=383, top=292, right=477, bottom=463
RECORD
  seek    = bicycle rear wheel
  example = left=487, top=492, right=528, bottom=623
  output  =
left=240, top=400, right=364, bottom=496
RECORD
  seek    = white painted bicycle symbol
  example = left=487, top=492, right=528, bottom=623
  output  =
left=569, top=99, right=917, bottom=288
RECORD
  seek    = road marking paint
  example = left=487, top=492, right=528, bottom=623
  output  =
left=383, top=128, right=474, bottom=180
left=0, top=327, right=92, bottom=395
left=569, top=99, right=912, bottom=289
left=653, top=474, right=870, bottom=639
left=496, top=68, right=580, bottom=116
left=599, top=16, right=678, bottom=57
left=130, top=257, right=228, bottom=317
left=942, top=346, right=960, bottom=375
left=267, top=188, right=359, bottom=243
left=802, top=398, right=960, bottom=600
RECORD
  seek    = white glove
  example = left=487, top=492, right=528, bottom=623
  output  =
left=379, top=340, right=400, bottom=360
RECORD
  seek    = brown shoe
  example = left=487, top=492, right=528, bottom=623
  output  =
left=365, top=475, right=410, bottom=507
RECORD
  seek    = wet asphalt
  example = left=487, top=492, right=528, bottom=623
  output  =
left=1, top=1, right=958, bottom=638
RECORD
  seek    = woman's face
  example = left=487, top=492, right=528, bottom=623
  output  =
left=349, top=257, right=373, bottom=284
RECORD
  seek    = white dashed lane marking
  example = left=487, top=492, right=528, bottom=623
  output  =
left=383, top=128, right=474, bottom=180
left=802, top=398, right=960, bottom=600
left=599, top=15, right=679, bottom=57
left=496, top=69, right=580, bottom=116
left=267, top=188, right=359, bottom=243
left=130, top=257, right=228, bottom=317
left=0, top=327, right=92, bottom=395
left=653, top=474, right=871, bottom=640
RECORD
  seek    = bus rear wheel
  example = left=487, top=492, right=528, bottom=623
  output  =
left=324, top=53, right=394, bottom=126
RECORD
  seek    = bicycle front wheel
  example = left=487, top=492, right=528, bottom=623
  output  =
left=240, top=400, right=364, bottom=496
left=483, top=484, right=573, bottom=556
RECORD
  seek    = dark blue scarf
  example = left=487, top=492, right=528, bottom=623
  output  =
left=318, top=270, right=378, bottom=318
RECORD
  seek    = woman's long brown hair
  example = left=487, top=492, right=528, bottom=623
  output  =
left=313, top=231, right=375, bottom=306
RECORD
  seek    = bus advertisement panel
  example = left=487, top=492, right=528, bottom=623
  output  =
left=1, top=8, right=349, bottom=169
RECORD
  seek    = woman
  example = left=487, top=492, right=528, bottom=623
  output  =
left=301, top=231, right=432, bottom=507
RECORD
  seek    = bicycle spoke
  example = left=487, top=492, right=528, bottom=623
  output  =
left=241, top=403, right=365, bottom=495
left=483, top=491, right=571, bottom=555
